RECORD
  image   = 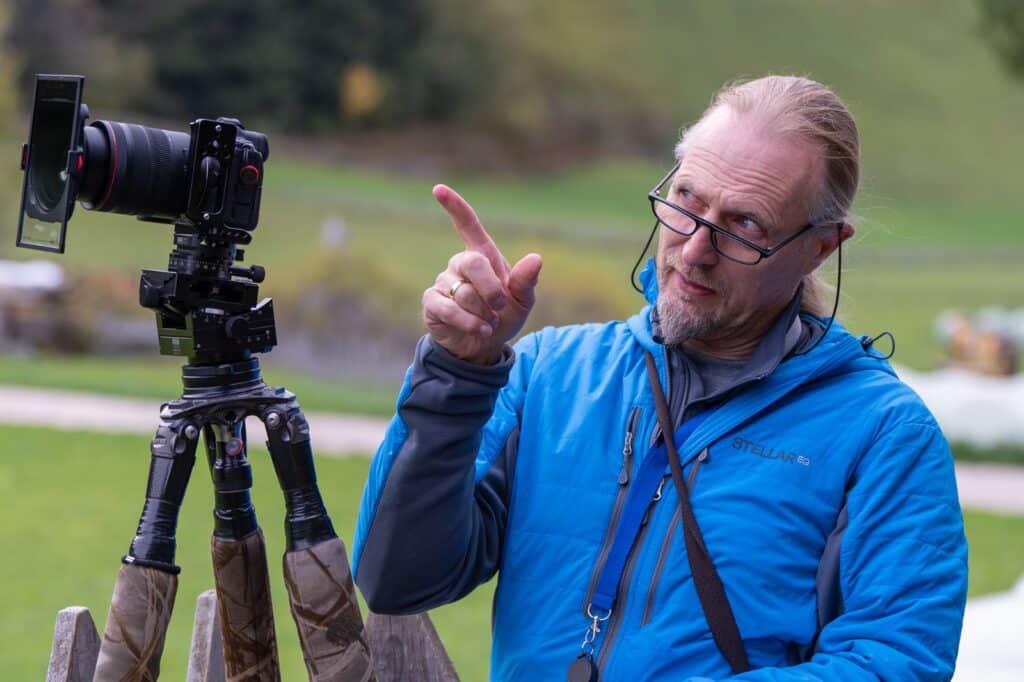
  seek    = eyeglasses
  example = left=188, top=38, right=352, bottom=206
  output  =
left=648, top=162, right=825, bottom=265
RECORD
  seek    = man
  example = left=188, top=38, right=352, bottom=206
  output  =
left=352, top=76, right=968, bottom=680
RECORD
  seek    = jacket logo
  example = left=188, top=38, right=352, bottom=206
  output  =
left=732, top=436, right=811, bottom=467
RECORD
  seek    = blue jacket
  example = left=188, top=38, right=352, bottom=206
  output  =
left=353, top=265, right=968, bottom=680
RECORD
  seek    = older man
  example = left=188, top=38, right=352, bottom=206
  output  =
left=352, top=76, right=967, bottom=680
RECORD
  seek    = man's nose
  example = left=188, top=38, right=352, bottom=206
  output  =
left=680, top=221, right=719, bottom=267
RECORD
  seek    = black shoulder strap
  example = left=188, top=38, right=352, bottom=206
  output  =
left=644, top=350, right=751, bottom=674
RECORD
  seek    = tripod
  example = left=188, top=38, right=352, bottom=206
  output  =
left=91, top=222, right=375, bottom=681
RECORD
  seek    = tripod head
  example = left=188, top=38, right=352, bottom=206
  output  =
left=139, top=220, right=277, bottom=364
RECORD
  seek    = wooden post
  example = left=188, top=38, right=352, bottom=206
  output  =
left=187, top=590, right=226, bottom=682
left=365, top=613, right=460, bottom=682
left=46, top=607, right=100, bottom=682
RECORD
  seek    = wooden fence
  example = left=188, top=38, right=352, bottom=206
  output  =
left=46, top=590, right=459, bottom=681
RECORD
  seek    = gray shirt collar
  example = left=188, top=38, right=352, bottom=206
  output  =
left=654, top=287, right=807, bottom=425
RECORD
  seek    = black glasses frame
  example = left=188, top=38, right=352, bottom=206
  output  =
left=648, top=162, right=832, bottom=265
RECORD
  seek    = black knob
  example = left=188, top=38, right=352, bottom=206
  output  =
left=225, top=316, right=250, bottom=340
left=229, top=265, right=266, bottom=283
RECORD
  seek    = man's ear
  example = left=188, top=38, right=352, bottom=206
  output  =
left=805, top=222, right=854, bottom=273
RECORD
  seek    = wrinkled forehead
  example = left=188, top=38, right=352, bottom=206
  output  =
left=676, top=107, right=824, bottom=207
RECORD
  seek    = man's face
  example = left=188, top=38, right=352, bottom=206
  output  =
left=655, top=108, right=828, bottom=356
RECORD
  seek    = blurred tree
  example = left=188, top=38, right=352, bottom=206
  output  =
left=7, top=0, right=160, bottom=114
left=7, top=0, right=96, bottom=98
left=978, top=0, right=1024, bottom=78
left=86, top=0, right=532, bottom=133
left=4, top=0, right=635, bottom=144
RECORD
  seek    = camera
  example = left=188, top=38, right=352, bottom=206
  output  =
left=16, top=74, right=277, bottom=363
left=17, top=74, right=268, bottom=253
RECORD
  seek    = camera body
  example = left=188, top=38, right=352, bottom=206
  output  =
left=183, top=118, right=265, bottom=234
left=17, top=74, right=276, bottom=364
left=18, top=74, right=268, bottom=253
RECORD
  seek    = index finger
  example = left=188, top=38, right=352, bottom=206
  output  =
left=433, top=184, right=508, bottom=275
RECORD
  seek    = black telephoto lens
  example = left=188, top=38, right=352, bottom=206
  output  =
left=80, top=121, right=191, bottom=220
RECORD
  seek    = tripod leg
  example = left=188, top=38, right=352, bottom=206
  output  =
left=94, top=565, right=178, bottom=682
left=262, top=404, right=375, bottom=682
left=204, top=421, right=281, bottom=682
left=94, top=418, right=201, bottom=680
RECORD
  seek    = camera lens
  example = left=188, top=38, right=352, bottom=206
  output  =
left=80, top=121, right=191, bottom=220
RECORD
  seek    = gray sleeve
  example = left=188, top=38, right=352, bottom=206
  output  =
left=356, top=335, right=519, bottom=614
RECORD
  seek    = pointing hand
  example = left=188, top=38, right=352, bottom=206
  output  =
left=422, top=185, right=543, bottom=365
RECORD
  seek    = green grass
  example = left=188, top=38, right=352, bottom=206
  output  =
left=520, top=0, right=1024, bottom=208
left=3, top=153, right=1020, bottom=371
left=0, top=425, right=1020, bottom=679
left=952, top=443, right=1024, bottom=468
left=0, top=425, right=493, bottom=681
left=0, top=353, right=400, bottom=417
left=963, top=510, right=1024, bottom=601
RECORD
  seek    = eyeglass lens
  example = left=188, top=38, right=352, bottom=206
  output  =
left=651, top=198, right=762, bottom=264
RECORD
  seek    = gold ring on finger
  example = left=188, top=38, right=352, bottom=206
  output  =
left=448, top=279, right=467, bottom=299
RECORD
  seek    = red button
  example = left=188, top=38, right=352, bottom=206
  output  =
left=239, top=164, right=260, bottom=185
left=225, top=437, right=244, bottom=457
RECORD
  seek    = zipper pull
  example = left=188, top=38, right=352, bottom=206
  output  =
left=617, top=409, right=640, bottom=486
left=687, top=448, right=710, bottom=489
left=641, top=476, right=669, bottom=526
left=652, top=475, right=668, bottom=501
left=617, top=433, right=634, bottom=485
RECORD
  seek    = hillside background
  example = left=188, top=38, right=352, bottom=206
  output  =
left=1, top=0, right=1022, bottom=379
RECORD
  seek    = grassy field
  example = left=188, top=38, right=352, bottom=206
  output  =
left=0, top=425, right=494, bottom=681
left=1, top=151, right=1021, bottom=373
left=0, top=424, right=1019, bottom=679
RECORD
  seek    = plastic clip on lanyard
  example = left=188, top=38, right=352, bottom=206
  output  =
left=567, top=408, right=714, bottom=681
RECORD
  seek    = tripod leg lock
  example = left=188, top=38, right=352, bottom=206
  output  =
left=122, top=554, right=181, bottom=575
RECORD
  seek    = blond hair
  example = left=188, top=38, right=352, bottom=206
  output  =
left=675, top=76, right=860, bottom=317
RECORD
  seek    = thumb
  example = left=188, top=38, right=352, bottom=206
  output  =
left=507, top=253, right=543, bottom=308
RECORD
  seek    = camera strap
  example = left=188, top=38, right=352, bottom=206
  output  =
left=571, top=395, right=716, bottom=682
left=644, top=349, right=751, bottom=673
left=569, top=351, right=751, bottom=681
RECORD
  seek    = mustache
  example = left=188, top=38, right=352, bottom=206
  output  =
left=660, top=257, right=721, bottom=292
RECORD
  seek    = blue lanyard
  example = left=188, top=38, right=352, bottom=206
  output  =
left=589, top=408, right=714, bottom=615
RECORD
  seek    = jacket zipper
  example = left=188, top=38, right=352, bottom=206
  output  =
left=595, top=478, right=665, bottom=674
left=582, top=406, right=643, bottom=616
left=640, top=447, right=710, bottom=626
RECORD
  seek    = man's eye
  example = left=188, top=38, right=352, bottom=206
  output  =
left=674, top=187, right=698, bottom=206
left=732, top=216, right=763, bottom=235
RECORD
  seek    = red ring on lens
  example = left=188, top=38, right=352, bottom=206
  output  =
left=94, top=120, right=119, bottom=211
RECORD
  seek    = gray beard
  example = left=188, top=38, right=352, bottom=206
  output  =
left=655, top=294, right=719, bottom=346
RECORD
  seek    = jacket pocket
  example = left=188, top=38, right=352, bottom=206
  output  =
left=640, top=446, right=709, bottom=627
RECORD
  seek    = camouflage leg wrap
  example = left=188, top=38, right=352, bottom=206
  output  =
left=212, top=530, right=280, bottom=682
left=93, top=564, right=177, bottom=682
left=283, top=537, right=375, bottom=681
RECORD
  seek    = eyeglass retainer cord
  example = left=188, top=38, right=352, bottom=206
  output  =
left=632, top=222, right=895, bottom=360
